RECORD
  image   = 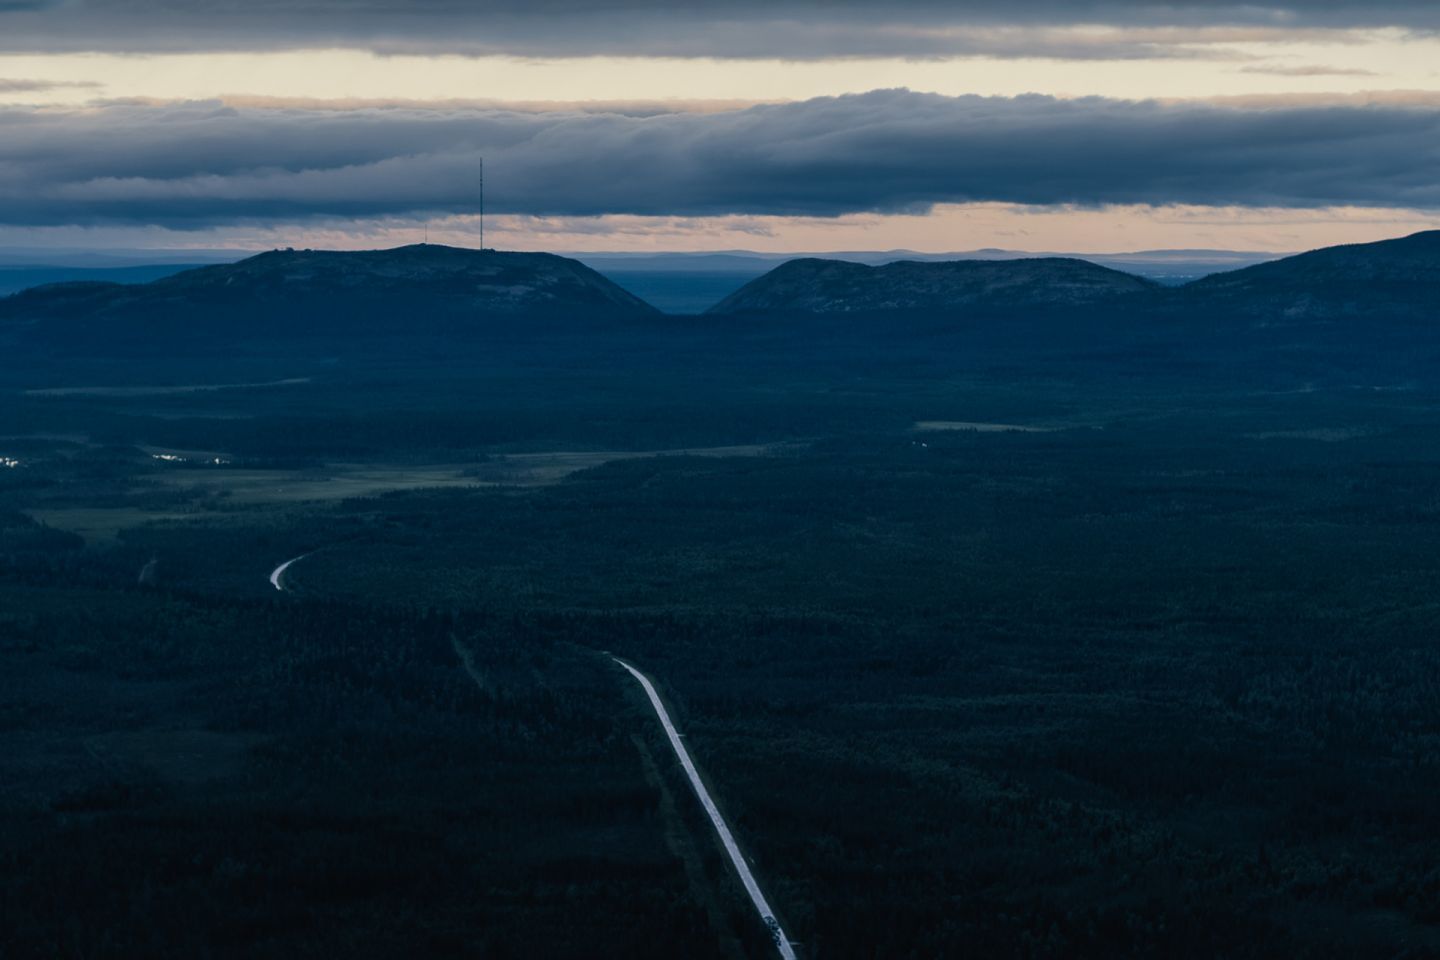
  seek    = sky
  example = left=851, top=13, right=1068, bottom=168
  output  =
left=2, top=1, right=1440, bottom=254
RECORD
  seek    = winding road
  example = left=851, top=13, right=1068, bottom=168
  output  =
left=612, top=657, right=797, bottom=960
left=268, top=553, right=308, bottom=591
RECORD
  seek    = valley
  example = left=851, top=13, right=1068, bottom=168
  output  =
left=3, top=235, right=1440, bottom=958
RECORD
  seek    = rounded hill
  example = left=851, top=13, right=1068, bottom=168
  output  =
left=147, top=245, right=657, bottom=315
left=706, top=257, right=1158, bottom=315
left=0, top=244, right=660, bottom=353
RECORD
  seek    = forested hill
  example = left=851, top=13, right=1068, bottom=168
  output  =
left=3, top=232, right=1439, bottom=356
left=706, top=256, right=1158, bottom=315
left=0, top=245, right=661, bottom=352
left=1177, top=229, right=1440, bottom=320
left=706, top=231, right=1440, bottom=322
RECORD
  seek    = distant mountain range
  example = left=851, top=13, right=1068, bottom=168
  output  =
left=0, top=247, right=243, bottom=274
left=0, top=264, right=209, bottom=298
left=0, top=244, right=1285, bottom=295
left=0, top=244, right=1290, bottom=318
left=1, top=233, right=1436, bottom=357
left=573, top=247, right=1285, bottom=284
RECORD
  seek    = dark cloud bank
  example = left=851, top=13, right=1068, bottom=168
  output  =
left=2, top=91, right=1438, bottom=227
left=0, top=1, right=1438, bottom=56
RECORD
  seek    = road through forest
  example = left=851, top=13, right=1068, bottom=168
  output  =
left=612, top=657, right=797, bottom=960
left=266, top=555, right=796, bottom=957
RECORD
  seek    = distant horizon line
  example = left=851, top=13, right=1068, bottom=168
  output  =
left=10, top=223, right=1437, bottom=269
left=0, top=242, right=1304, bottom=264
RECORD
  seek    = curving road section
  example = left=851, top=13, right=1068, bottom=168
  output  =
left=268, top=553, right=309, bottom=592
left=613, top=657, right=797, bottom=960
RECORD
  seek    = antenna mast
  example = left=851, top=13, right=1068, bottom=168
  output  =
left=479, top=155, right=485, bottom=251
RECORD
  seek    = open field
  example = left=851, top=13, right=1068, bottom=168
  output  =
left=142, top=443, right=781, bottom=501
left=20, top=444, right=788, bottom=543
left=25, top=506, right=200, bottom=544
left=912, top=419, right=1069, bottom=433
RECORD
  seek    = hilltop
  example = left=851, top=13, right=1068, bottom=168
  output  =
left=146, top=245, right=655, bottom=313
left=706, top=257, right=1159, bottom=315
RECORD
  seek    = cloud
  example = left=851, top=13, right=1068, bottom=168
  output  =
left=1195, top=89, right=1440, bottom=107
left=0, top=90, right=1438, bottom=228
left=213, top=96, right=773, bottom=117
left=1238, top=64, right=1380, bottom=76
left=0, top=2, right=1438, bottom=58
left=0, top=78, right=101, bottom=92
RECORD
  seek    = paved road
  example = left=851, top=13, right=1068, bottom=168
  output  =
left=268, top=554, right=308, bottom=591
left=613, top=657, right=797, bottom=960
left=263, top=554, right=795, bottom=954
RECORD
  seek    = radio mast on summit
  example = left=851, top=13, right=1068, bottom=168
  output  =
left=479, top=155, right=485, bottom=251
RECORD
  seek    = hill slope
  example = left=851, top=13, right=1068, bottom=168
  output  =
left=706, top=257, right=1158, bottom=315
left=1179, top=230, right=1440, bottom=321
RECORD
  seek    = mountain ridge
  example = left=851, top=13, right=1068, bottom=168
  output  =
left=575, top=246, right=1284, bottom=284
left=4, top=232, right=1438, bottom=340
left=706, top=256, right=1160, bottom=315
left=706, top=231, right=1440, bottom=320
